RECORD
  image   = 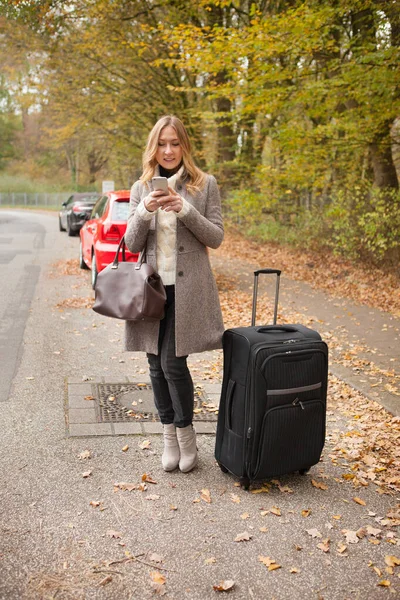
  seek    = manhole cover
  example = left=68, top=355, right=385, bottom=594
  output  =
left=93, top=382, right=218, bottom=423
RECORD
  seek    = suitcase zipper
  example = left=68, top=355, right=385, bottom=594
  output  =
left=292, top=397, right=305, bottom=410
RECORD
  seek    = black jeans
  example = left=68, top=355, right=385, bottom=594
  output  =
left=146, top=286, right=194, bottom=428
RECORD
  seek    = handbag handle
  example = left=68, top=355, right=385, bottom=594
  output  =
left=111, top=237, right=147, bottom=270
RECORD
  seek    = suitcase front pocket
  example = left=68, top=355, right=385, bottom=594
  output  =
left=252, top=399, right=325, bottom=480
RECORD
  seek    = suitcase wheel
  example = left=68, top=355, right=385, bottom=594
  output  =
left=218, top=462, right=229, bottom=474
left=299, top=468, right=311, bottom=475
left=239, top=477, right=250, bottom=491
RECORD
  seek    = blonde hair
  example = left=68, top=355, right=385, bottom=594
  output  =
left=140, top=115, right=206, bottom=194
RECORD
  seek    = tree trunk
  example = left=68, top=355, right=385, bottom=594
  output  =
left=369, top=131, right=399, bottom=190
left=206, top=5, right=236, bottom=167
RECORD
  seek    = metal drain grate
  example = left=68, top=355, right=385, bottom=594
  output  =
left=93, top=382, right=218, bottom=423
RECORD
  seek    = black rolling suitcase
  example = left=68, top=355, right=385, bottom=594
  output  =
left=215, top=268, right=328, bottom=488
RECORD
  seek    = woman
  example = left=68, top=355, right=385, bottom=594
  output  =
left=125, top=115, right=224, bottom=473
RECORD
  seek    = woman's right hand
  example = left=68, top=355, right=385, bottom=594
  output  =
left=144, top=190, right=167, bottom=212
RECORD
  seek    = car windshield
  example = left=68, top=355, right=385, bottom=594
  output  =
left=112, top=200, right=130, bottom=221
left=78, top=196, right=98, bottom=204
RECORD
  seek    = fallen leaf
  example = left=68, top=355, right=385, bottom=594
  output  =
left=205, top=557, right=217, bottom=565
left=84, top=395, right=95, bottom=401
left=290, top=568, right=300, bottom=574
left=377, top=580, right=390, bottom=587
left=99, top=575, right=112, bottom=586
left=270, top=507, right=281, bottom=517
left=107, top=530, right=122, bottom=539
left=353, top=497, right=366, bottom=506
left=306, top=528, right=322, bottom=539
left=385, top=555, right=400, bottom=567
left=278, top=485, right=293, bottom=494
left=258, top=556, right=275, bottom=567
left=150, top=571, right=166, bottom=585
left=240, top=513, right=250, bottom=520
left=251, top=485, right=270, bottom=494
left=121, top=445, right=129, bottom=452
left=301, top=509, right=311, bottom=518
left=235, top=532, right=252, bottom=542
left=170, top=505, right=178, bottom=511
left=259, top=526, right=268, bottom=533
left=366, top=526, right=382, bottom=537
left=149, top=553, right=163, bottom=563
left=337, top=543, right=347, bottom=554
left=146, top=494, right=160, bottom=501
left=259, top=556, right=281, bottom=571
left=342, top=530, right=360, bottom=544
left=78, top=450, right=91, bottom=460
left=317, top=539, right=330, bottom=553
left=230, top=494, right=241, bottom=503
left=312, top=480, right=328, bottom=490
left=213, top=580, right=235, bottom=592
left=356, top=528, right=367, bottom=539
left=114, top=482, right=137, bottom=492
left=89, top=500, right=100, bottom=508
left=201, top=489, right=212, bottom=504
left=82, top=471, right=92, bottom=478
left=139, top=439, right=151, bottom=450
left=142, top=473, right=157, bottom=484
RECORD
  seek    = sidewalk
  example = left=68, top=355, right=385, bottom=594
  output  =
left=210, top=252, right=400, bottom=417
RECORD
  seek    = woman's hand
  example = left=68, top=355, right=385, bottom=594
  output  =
left=157, top=186, right=183, bottom=213
left=144, top=189, right=168, bottom=212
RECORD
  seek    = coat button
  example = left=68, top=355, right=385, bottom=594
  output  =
left=179, top=246, right=184, bottom=252
left=178, top=271, right=184, bottom=277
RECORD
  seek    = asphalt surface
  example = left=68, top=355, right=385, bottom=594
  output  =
left=0, top=209, right=399, bottom=600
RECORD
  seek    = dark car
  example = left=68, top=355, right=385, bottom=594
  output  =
left=59, top=192, right=99, bottom=236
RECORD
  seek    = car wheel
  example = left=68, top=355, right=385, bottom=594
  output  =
left=91, top=253, right=98, bottom=289
left=67, top=218, right=76, bottom=237
left=79, top=241, right=89, bottom=270
left=59, top=217, right=65, bottom=232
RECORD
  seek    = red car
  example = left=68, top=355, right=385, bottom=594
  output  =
left=79, top=190, right=138, bottom=288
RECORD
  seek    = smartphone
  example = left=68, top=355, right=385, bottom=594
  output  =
left=152, top=176, right=169, bottom=194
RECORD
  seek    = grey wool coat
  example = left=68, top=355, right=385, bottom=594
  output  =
left=124, top=174, right=225, bottom=357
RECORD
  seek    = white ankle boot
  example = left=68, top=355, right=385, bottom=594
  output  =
left=176, top=424, right=198, bottom=473
left=162, top=424, right=180, bottom=471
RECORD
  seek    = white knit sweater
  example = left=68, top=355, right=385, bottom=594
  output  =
left=135, top=167, right=190, bottom=285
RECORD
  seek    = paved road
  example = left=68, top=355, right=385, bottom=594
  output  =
left=0, top=211, right=57, bottom=402
left=0, top=210, right=398, bottom=600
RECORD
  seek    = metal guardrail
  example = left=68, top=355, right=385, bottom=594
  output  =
left=0, top=192, right=78, bottom=207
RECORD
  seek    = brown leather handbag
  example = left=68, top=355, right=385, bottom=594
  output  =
left=92, top=237, right=166, bottom=321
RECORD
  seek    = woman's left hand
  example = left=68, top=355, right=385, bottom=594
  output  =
left=157, top=186, right=183, bottom=213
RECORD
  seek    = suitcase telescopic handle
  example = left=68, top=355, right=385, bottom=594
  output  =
left=254, top=269, right=282, bottom=276
left=252, top=269, right=281, bottom=327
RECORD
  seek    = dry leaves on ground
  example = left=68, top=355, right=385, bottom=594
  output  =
left=215, top=227, right=400, bottom=315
